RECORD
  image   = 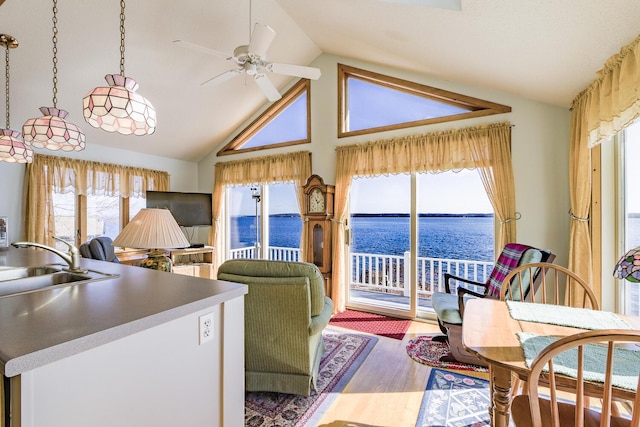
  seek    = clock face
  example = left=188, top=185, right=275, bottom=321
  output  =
left=309, top=188, right=325, bottom=213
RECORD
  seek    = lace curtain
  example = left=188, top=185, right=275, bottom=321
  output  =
left=23, top=154, right=169, bottom=246
left=332, top=122, right=515, bottom=312
left=211, top=151, right=312, bottom=270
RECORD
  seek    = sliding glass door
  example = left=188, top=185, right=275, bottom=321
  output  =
left=348, top=170, right=494, bottom=319
left=226, top=183, right=302, bottom=261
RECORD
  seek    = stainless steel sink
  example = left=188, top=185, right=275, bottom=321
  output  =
left=0, top=266, right=118, bottom=298
left=0, top=266, right=62, bottom=281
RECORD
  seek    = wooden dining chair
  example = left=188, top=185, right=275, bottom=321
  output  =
left=500, top=262, right=598, bottom=309
left=511, top=329, right=640, bottom=427
left=501, top=262, right=600, bottom=398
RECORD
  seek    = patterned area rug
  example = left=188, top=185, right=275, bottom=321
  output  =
left=406, top=335, right=489, bottom=373
left=328, top=309, right=412, bottom=340
left=245, top=329, right=378, bottom=427
left=416, top=368, right=491, bottom=426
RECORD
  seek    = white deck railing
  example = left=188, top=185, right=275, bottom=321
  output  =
left=350, top=251, right=493, bottom=297
left=229, top=247, right=493, bottom=297
left=230, top=246, right=301, bottom=262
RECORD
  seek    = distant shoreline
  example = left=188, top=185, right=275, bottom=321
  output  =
left=234, top=213, right=494, bottom=218
left=351, top=213, right=493, bottom=218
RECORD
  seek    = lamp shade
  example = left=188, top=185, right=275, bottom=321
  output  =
left=112, top=208, right=189, bottom=250
left=23, top=107, right=85, bottom=151
left=0, top=129, right=33, bottom=163
left=83, top=74, right=156, bottom=136
left=613, top=247, right=640, bottom=283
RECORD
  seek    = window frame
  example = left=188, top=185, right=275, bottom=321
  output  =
left=217, top=79, right=312, bottom=156
left=338, top=63, right=512, bottom=138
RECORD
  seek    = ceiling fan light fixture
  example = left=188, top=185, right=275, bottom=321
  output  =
left=83, top=0, right=156, bottom=136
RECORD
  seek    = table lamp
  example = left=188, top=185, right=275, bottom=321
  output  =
left=112, top=208, right=189, bottom=272
left=613, top=247, right=640, bottom=282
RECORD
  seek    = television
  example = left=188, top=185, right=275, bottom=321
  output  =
left=146, top=191, right=213, bottom=227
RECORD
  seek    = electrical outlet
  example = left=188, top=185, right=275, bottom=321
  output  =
left=199, top=312, right=214, bottom=345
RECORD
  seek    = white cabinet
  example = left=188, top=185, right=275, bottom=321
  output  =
left=16, top=297, right=244, bottom=427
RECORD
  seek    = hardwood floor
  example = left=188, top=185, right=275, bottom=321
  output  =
left=317, top=320, right=490, bottom=427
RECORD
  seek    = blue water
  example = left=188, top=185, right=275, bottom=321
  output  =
left=231, top=214, right=494, bottom=261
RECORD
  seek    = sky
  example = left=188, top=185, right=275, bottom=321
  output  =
left=229, top=76, right=493, bottom=216
left=229, top=169, right=492, bottom=216
left=626, top=121, right=640, bottom=213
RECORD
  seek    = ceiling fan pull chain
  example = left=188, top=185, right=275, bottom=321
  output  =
left=249, top=0, right=252, bottom=43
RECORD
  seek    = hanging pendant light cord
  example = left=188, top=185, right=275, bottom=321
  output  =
left=4, top=45, right=10, bottom=129
left=51, top=0, right=59, bottom=108
left=120, top=0, right=126, bottom=76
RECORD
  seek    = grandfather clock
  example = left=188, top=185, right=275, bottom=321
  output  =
left=302, top=175, right=335, bottom=293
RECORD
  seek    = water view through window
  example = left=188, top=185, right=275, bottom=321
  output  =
left=350, top=171, right=494, bottom=316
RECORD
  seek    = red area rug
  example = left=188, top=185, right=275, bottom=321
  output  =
left=406, top=335, right=488, bottom=372
left=329, top=309, right=411, bottom=340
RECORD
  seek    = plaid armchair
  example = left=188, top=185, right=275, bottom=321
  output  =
left=431, top=243, right=555, bottom=366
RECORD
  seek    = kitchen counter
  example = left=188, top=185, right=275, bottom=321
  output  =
left=0, top=247, right=247, bottom=377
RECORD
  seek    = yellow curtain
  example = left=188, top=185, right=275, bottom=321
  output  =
left=211, top=151, right=312, bottom=269
left=580, top=34, right=640, bottom=148
left=332, top=122, right=515, bottom=312
left=568, top=94, right=594, bottom=300
left=567, top=33, right=640, bottom=305
left=23, top=154, right=169, bottom=245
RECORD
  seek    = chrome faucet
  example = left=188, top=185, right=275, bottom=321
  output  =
left=11, top=237, right=86, bottom=273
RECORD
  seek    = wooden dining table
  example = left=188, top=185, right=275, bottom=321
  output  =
left=462, top=298, right=640, bottom=427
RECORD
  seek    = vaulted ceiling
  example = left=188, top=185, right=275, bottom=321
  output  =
left=1, top=0, right=640, bottom=162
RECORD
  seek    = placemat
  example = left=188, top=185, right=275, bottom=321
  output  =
left=517, top=332, right=640, bottom=391
left=506, top=300, right=631, bottom=330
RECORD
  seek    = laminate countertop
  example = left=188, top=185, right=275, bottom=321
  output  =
left=0, top=247, right=247, bottom=377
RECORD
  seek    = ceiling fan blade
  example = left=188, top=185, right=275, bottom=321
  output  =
left=254, top=74, right=281, bottom=101
left=201, top=69, right=244, bottom=86
left=173, top=40, right=232, bottom=60
left=266, top=63, right=321, bottom=80
left=248, top=24, right=276, bottom=58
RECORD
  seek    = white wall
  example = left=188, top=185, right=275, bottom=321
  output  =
left=199, top=53, right=572, bottom=264
left=0, top=143, right=199, bottom=243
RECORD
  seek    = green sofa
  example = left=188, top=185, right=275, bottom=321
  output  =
left=217, top=259, right=333, bottom=396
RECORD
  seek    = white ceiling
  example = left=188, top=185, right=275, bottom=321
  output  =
left=1, top=0, right=640, bottom=162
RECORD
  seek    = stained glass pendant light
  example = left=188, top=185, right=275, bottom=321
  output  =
left=0, top=34, right=32, bottom=163
left=22, top=0, right=85, bottom=152
left=83, top=0, right=156, bottom=135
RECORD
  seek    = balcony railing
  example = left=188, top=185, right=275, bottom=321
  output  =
left=230, top=246, right=301, bottom=262
left=350, top=251, right=493, bottom=297
left=229, top=246, right=493, bottom=299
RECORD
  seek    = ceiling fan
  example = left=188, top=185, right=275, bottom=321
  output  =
left=174, top=23, right=321, bottom=102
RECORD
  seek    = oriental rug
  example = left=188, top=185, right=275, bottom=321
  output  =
left=328, top=309, right=412, bottom=340
left=406, top=335, right=489, bottom=373
left=244, top=329, right=377, bottom=427
left=416, top=368, right=491, bottom=427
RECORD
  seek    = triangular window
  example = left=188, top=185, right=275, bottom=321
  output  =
left=218, top=79, right=311, bottom=156
left=338, top=64, right=511, bottom=137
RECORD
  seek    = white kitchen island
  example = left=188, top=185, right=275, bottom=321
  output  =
left=0, top=247, right=247, bottom=427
